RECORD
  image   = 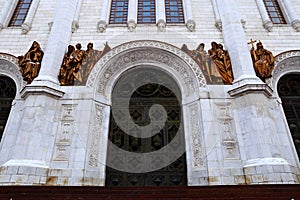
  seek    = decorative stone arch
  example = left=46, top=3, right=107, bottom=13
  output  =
left=0, top=53, right=24, bottom=99
left=87, top=40, right=208, bottom=103
left=85, top=40, right=209, bottom=186
left=270, top=50, right=300, bottom=98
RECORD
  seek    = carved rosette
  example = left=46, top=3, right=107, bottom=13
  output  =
left=157, top=19, right=166, bottom=32
left=97, top=20, right=107, bottom=33
left=88, top=104, right=105, bottom=167
left=189, top=103, right=204, bottom=168
left=127, top=20, right=137, bottom=32
left=291, top=19, right=300, bottom=32
left=87, top=41, right=206, bottom=97
left=263, top=20, right=273, bottom=32
left=186, top=19, right=196, bottom=32
left=53, top=104, right=77, bottom=161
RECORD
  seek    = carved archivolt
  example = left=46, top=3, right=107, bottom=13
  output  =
left=87, top=40, right=207, bottom=98
left=89, top=103, right=105, bottom=167
left=269, top=50, right=300, bottom=95
left=188, top=102, right=205, bottom=169
left=0, top=53, right=25, bottom=95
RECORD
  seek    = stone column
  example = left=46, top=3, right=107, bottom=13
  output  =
left=255, top=0, right=273, bottom=31
left=184, top=0, right=196, bottom=32
left=216, top=0, right=266, bottom=91
left=156, top=0, right=166, bottom=31
left=0, top=0, right=18, bottom=30
left=211, top=0, right=222, bottom=31
left=280, top=0, right=300, bottom=31
left=33, top=0, right=78, bottom=86
left=72, top=0, right=83, bottom=33
left=0, top=0, right=79, bottom=185
left=97, top=0, right=110, bottom=32
left=215, top=0, right=300, bottom=184
left=127, top=0, right=137, bottom=31
left=21, top=0, right=41, bottom=34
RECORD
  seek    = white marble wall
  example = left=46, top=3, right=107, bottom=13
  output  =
left=0, top=0, right=299, bottom=186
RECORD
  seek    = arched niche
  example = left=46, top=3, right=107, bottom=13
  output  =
left=86, top=40, right=209, bottom=186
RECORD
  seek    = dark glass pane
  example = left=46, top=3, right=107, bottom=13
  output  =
left=165, top=0, right=184, bottom=24
left=263, top=0, right=286, bottom=24
left=21, top=4, right=30, bottom=9
left=106, top=69, right=187, bottom=186
left=0, top=76, right=16, bottom=142
left=8, top=0, right=33, bottom=27
left=278, top=74, right=300, bottom=159
left=110, top=0, right=128, bottom=24
left=137, top=0, right=155, bottom=24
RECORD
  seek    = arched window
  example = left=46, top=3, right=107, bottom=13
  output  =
left=277, top=74, right=300, bottom=158
left=0, top=76, right=16, bottom=141
left=263, top=0, right=286, bottom=24
left=8, top=0, right=33, bottom=27
left=109, top=0, right=129, bottom=24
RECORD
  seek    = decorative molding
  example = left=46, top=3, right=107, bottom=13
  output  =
left=186, top=19, right=196, bottom=32
left=127, top=19, right=136, bottom=32
left=228, top=83, right=273, bottom=97
left=263, top=20, right=273, bottom=32
left=215, top=102, right=240, bottom=160
left=87, top=40, right=206, bottom=97
left=89, top=103, right=105, bottom=167
left=157, top=19, right=166, bottom=32
left=97, top=20, right=107, bottom=33
left=274, top=50, right=300, bottom=66
left=20, top=84, right=64, bottom=99
left=72, top=20, right=79, bottom=33
left=53, top=104, right=76, bottom=161
left=0, top=53, right=25, bottom=92
left=269, top=50, right=300, bottom=92
left=291, top=19, right=300, bottom=32
left=189, top=103, right=204, bottom=168
left=215, top=20, right=222, bottom=32
left=21, top=22, right=31, bottom=34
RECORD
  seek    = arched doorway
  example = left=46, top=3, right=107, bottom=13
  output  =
left=105, top=67, right=187, bottom=186
left=0, top=76, right=16, bottom=141
left=277, top=74, right=300, bottom=158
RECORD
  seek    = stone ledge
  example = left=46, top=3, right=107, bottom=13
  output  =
left=20, top=84, right=64, bottom=99
left=228, top=83, right=273, bottom=97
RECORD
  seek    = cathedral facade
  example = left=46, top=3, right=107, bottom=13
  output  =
left=0, top=0, right=300, bottom=186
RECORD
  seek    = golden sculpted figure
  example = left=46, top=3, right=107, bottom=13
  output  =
left=249, top=39, right=275, bottom=82
left=58, top=45, right=75, bottom=85
left=181, top=42, right=233, bottom=84
left=18, top=41, right=44, bottom=83
left=81, top=42, right=111, bottom=82
left=58, top=42, right=111, bottom=86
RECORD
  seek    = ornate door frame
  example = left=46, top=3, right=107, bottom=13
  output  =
left=87, top=40, right=209, bottom=185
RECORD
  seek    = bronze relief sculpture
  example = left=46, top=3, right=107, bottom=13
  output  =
left=58, top=42, right=111, bottom=86
left=249, top=39, right=275, bottom=82
left=18, top=41, right=44, bottom=84
left=181, top=42, right=233, bottom=84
